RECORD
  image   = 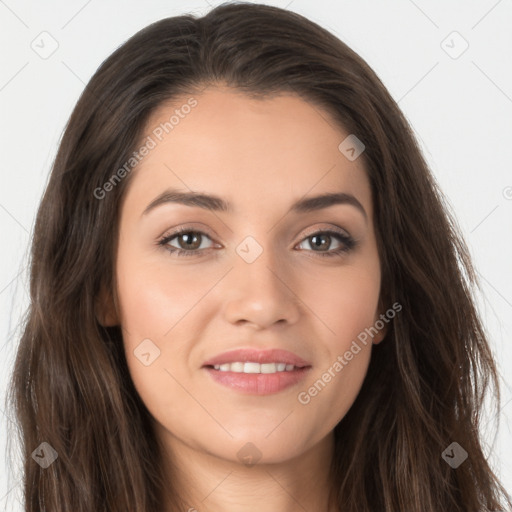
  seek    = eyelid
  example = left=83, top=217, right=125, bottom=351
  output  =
left=298, top=224, right=351, bottom=240
left=159, top=222, right=215, bottom=239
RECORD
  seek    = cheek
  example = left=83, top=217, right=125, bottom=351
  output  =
left=115, top=252, right=220, bottom=412
left=115, top=257, right=198, bottom=429
left=115, top=251, right=209, bottom=343
left=293, top=262, right=380, bottom=418
left=297, top=261, right=381, bottom=346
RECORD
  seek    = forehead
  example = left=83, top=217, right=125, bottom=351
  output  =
left=124, top=86, right=372, bottom=218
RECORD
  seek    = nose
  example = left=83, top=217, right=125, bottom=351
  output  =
left=221, top=242, right=301, bottom=329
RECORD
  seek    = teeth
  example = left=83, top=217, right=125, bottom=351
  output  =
left=244, top=362, right=260, bottom=373
left=212, top=362, right=298, bottom=373
left=230, top=362, right=244, bottom=372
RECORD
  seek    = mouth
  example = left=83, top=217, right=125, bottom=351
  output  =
left=202, top=359, right=311, bottom=395
left=201, top=348, right=312, bottom=395
left=204, top=361, right=308, bottom=373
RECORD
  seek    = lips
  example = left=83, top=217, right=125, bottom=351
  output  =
left=202, top=348, right=311, bottom=368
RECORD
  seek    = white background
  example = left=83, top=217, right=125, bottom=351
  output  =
left=1, top=0, right=511, bottom=510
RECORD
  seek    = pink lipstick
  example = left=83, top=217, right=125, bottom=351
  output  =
left=202, top=348, right=312, bottom=395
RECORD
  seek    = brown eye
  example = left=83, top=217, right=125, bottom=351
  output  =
left=296, top=230, right=356, bottom=258
left=159, top=229, right=216, bottom=257
left=175, top=232, right=202, bottom=250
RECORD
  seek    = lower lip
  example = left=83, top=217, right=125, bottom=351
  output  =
left=203, top=366, right=311, bottom=395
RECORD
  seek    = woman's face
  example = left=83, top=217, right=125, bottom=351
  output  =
left=106, top=86, right=385, bottom=465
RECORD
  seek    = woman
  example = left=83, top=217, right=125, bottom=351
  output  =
left=6, top=2, right=511, bottom=511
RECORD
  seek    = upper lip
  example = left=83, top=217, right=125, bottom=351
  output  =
left=202, top=348, right=311, bottom=368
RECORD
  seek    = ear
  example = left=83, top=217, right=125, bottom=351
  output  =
left=372, top=322, right=388, bottom=345
left=372, top=297, right=389, bottom=345
left=95, top=283, right=119, bottom=327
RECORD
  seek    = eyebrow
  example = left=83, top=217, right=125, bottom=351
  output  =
left=142, top=188, right=367, bottom=221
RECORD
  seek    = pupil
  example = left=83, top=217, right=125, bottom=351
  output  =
left=312, top=234, right=329, bottom=250
left=181, top=232, right=199, bottom=249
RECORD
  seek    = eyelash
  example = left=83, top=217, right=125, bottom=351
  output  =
left=157, top=226, right=357, bottom=259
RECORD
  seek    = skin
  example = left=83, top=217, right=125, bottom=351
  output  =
left=97, top=85, right=387, bottom=512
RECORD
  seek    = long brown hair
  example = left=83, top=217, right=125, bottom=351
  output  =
left=6, top=2, right=511, bottom=510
